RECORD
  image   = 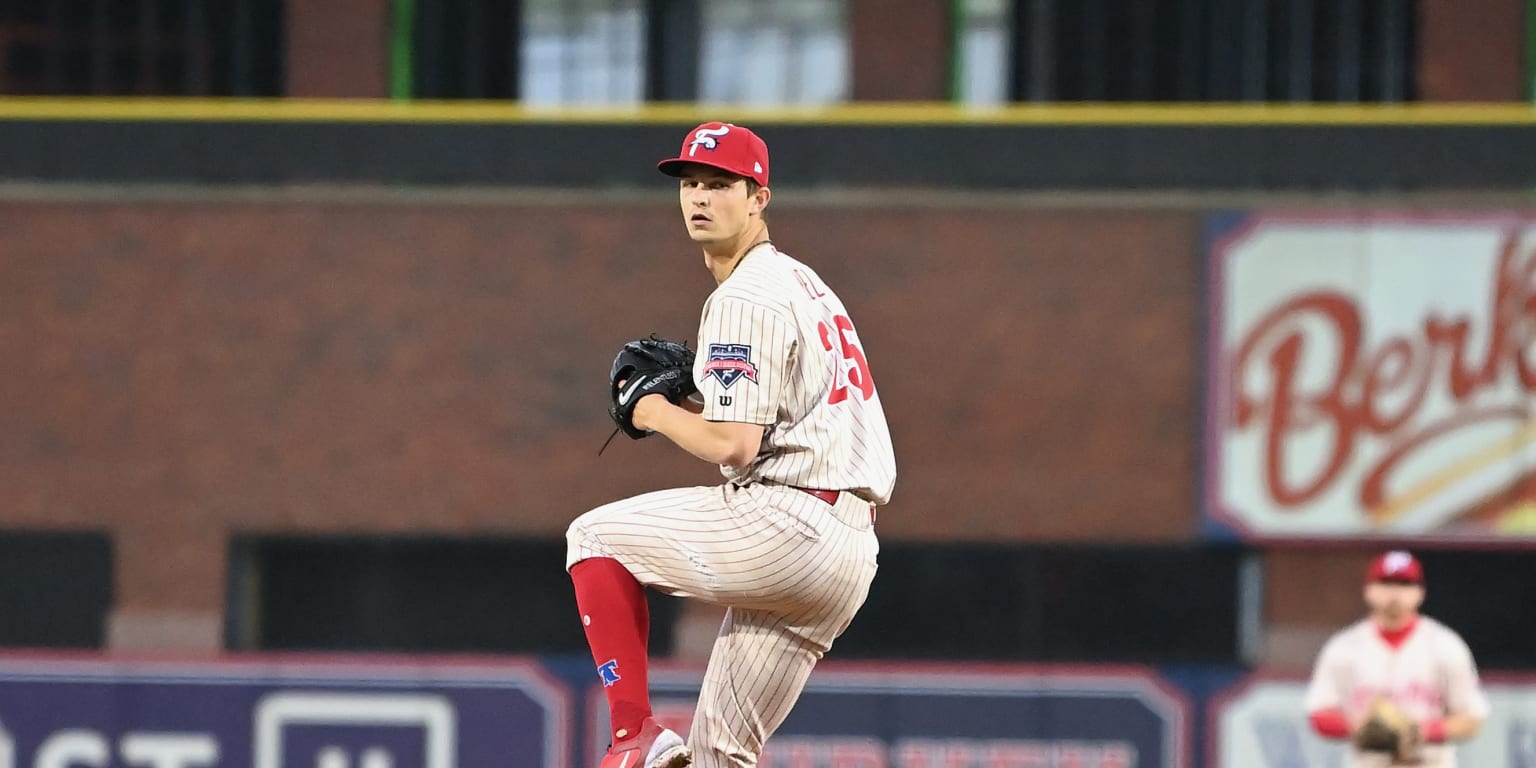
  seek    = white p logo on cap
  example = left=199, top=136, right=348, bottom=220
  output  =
left=1383, top=551, right=1413, bottom=574
left=688, top=125, right=731, bottom=156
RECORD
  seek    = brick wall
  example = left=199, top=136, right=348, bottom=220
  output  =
left=0, top=195, right=1203, bottom=638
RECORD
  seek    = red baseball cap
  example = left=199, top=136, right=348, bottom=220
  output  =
left=1366, top=550, right=1424, bottom=585
left=656, top=121, right=770, bottom=187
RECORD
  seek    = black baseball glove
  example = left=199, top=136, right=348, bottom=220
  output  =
left=606, top=335, right=698, bottom=443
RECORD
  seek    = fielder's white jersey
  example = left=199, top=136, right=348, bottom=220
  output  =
left=694, top=242, right=897, bottom=504
left=1304, top=616, right=1490, bottom=768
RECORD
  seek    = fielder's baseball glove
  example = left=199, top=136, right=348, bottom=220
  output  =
left=1354, top=698, right=1422, bottom=765
left=604, top=335, right=698, bottom=446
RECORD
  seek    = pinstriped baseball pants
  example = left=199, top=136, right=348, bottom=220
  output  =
left=567, top=481, right=879, bottom=767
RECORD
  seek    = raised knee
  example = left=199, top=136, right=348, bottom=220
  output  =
left=565, top=519, right=587, bottom=566
left=565, top=511, right=606, bottom=570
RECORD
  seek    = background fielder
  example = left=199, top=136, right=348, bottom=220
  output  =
left=1305, top=550, right=1489, bottom=767
left=566, top=121, right=897, bottom=768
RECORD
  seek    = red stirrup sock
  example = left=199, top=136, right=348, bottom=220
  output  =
left=570, top=557, right=652, bottom=741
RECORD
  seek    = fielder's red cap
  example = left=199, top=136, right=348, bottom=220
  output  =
left=1366, top=550, right=1424, bottom=585
left=657, top=121, right=770, bottom=187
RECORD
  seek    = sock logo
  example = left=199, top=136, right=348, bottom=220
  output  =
left=598, top=659, right=622, bottom=687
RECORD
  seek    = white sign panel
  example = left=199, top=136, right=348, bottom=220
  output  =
left=1207, top=213, right=1536, bottom=541
left=1213, top=676, right=1536, bottom=768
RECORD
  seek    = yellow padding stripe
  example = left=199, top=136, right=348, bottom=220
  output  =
left=0, top=98, right=1532, bottom=125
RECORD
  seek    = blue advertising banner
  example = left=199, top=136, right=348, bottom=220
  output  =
left=586, top=663, right=1191, bottom=768
left=0, top=656, right=571, bottom=768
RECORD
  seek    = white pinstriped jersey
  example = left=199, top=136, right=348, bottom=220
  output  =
left=1304, top=616, right=1490, bottom=768
left=694, top=242, right=897, bottom=504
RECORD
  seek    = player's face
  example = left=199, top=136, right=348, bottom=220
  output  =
left=1364, top=581, right=1424, bottom=625
left=677, top=167, right=766, bottom=243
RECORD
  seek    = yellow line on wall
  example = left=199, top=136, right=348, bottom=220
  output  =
left=0, top=98, right=1533, bottom=125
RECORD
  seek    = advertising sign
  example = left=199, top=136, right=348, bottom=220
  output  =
left=586, top=663, right=1190, bottom=767
left=1207, top=212, right=1536, bottom=541
left=1211, top=675, right=1536, bottom=768
left=0, top=656, right=570, bottom=768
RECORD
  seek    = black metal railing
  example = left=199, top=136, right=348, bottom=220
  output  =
left=407, top=0, right=844, bottom=104
left=1007, top=0, right=1417, bottom=102
left=0, top=0, right=1421, bottom=104
left=407, top=0, right=523, bottom=100
left=0, top=0, right=284, bottom=96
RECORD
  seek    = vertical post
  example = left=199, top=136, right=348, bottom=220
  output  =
left=1129, top=0, right=1156, bottom=99
left=138, top=0, right=160, bottom=94
left=1528, top=0, right=1536, bottom=99
left=1287, top=0, right=1313, bottom=100
left=460, top=0, right=483, bottom=98
left=1240, top=0, right=1268, bottom=100
left=1176, top=0, right=1202, bottom=99
left=1379, top=0, right=1405, bottom=101
left=644, top=0, right=699, bottom=101
left=223, top=540, right=261, bottom=651
left=231, top=0, right=252, bottom=95
left=1335, top=0, right=1360, bottom=101
left=1079, top=0, right=1105, bottom=99
left=1237, top=552, right=1264, bottom=667
left=1011, top=0, right=1055, bottom=101
left=416, top=0, right=441, bottom=98
left=88, top=0, right=110, bottom=93
left=949, top=0, right=966, bottom=101
left=1205, top=0, right=1233, bottom=98
left=505, top=0, right=521, bottom=101
left=390, top=0, right=414, bottom=99
left=0, top=0, right=9, bottom=93
left=44, top=0, right=65, bottom=93
left=184, top=0, right=210, bottom=95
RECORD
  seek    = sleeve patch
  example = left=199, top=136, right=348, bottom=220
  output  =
left=703, top=343, right=758, bottom=389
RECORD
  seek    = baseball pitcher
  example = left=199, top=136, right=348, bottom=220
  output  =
left=567, top=121, right=897, bottom=768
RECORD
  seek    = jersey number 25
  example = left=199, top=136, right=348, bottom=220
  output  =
left=818, top=315, right=875, bottom=404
